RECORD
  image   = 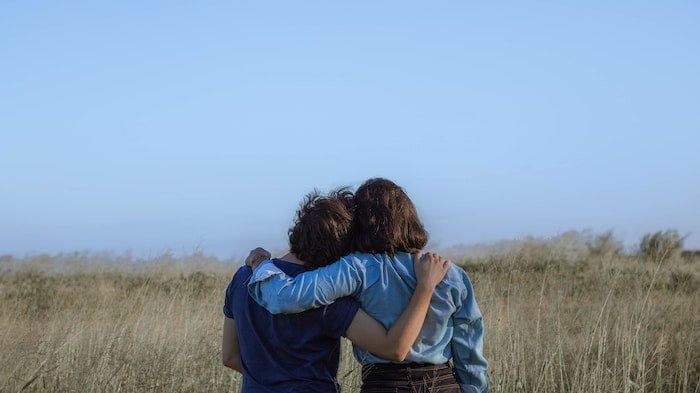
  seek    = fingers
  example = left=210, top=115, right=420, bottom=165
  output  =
left=420, top=252, right=436, bottom=263
left=421, top=252, right=443, bottom=263
left=251, top=248, right=271, bottom=260
left=426, top=253, right=450, bottom=272
left=417, top=252, right=451, bottom=271
left=244, top=247, right=272, bottom=268
left=414, top=252, right=451, bottom=288
left=252, top=247, right=271, bottom=258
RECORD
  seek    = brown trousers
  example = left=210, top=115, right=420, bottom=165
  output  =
left=360, top=363, right=461, bottom=393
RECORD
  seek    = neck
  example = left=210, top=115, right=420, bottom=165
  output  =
left=281, top=252, right=306, bottom=266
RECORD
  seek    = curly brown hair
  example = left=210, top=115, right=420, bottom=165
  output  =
left=352, top=178, right=428, bottom=255
left=288, top=188, right=354, bottom=269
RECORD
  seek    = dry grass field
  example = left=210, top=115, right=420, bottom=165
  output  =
left=1, top=249, right=698, bottom=392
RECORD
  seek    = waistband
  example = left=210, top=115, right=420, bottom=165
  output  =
left=362, top=362, right=451, bottom=372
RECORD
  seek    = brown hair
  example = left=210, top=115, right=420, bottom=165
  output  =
left=288, top=188, right=354, bottom=269
left=352, top=178, right=428, bottom=255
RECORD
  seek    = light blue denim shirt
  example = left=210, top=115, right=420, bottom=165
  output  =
left=248, top=252, right=488, bottom=393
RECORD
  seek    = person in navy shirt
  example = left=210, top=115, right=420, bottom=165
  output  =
left=222, top=189, right=451, bottom=392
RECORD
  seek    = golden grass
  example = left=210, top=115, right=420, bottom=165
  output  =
left=0, top=252, right=698, bottom=392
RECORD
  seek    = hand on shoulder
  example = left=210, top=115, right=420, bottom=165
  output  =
left=245, top=247, right=271, bottom=269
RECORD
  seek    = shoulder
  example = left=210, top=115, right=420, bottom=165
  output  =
left=447, top=263, right=471, bottom=283
left=344, top=252, right=376, bottom=263
left=318, top=252, right=384, bottom=274
left=234, top=265, right=253, bottom=280
left=345, top=252, right=387, bottom=267
left=223, top=266, right=253, bottom=318
left=229, top=265, right=253, bottom=289
left=343, top=252, right=386, bottom=283
left=442, top=264, right=472, bottom=298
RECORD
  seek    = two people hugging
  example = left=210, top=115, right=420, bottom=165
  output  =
left=222, top=178, right=488, bottom=393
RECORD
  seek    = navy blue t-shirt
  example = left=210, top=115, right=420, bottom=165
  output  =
left=224, top=259, right=360, bottom=393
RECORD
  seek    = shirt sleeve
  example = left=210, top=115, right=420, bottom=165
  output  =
left=322, top=297, right=361, bottom=339
left=247, top=257, right=365, bottom=314
left=223, top=266, right=252, bottom=319
left=223, top=277, right=236, bottom=319
left=450, top=269, right=489, bottom=393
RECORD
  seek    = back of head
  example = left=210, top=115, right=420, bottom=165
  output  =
left=288, top=188, right=354, bottom=269
left=353, top=178, right=428, bottom=255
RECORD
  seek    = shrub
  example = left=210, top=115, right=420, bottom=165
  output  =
left=639, top=229, right=685, bottom=260
left=586, top=230, right=623, bottom=257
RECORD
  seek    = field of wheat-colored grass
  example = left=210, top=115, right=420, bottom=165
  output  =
left=1, top=250, right=698, bottom=393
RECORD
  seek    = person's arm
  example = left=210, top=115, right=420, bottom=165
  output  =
left=221, top=317, right=243, bottom=372
left=450, top=270, right=489, bottom=393
left=246, top=252, right=366, bottom=314
left=345, top=253, right=450, bottom=361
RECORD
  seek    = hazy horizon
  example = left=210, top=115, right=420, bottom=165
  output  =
left=1, top=220, right=695, bottom=260
left=2, top=1, right=699, bottom=258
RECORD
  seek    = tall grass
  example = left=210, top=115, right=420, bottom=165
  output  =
left=1, top=250, right=697, bottom=392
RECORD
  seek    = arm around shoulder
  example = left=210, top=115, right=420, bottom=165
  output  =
left=346, top=252, right=451, bottom=362
left=248, top=257, right=364, bottom=314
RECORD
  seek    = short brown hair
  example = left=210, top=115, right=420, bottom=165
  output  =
left=352, top=178, right=428, bottom=255
left=288, top=188, right=354, bottom=269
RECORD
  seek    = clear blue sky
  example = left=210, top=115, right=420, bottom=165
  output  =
left=2, top=1, right=699, bottom=257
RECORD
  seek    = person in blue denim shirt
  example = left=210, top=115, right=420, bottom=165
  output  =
left=247, top=178, right=488, bottom=393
